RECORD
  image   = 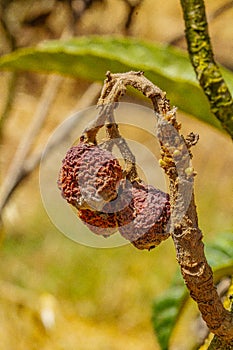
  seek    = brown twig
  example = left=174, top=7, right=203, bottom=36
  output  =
left=122, top=0, right=143, bottom=32
left=82, top=70, right=168, bottom=181
left=0, top=74, right=63, bottom=215
left=0, top=3, right=18, bottom=135
left=0, top=72, right=18, bottom=135
left=0, top=25, right=69, bottom=217
left=0, top=27, right=75, bottom=217
left=208, top=0, right=233, bottom=21
left=0, top=82, right=101, bottom=215
left=92, top=71, right=233, bottom=343
left=83, top=70, right=169, bottom=138
left=69, top=0, right=105, bottom=28
left=25, top=81, right=101, bottom=172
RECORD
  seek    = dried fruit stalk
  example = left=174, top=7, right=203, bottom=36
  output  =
left=58, top=71, right=171, bottom=249
left=97, top=71, right=233, bottom=342
left=58, top=69, right=232, bottom=342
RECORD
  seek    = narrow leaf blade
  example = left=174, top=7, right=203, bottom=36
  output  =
left=1, top=36, right=233, bottom=130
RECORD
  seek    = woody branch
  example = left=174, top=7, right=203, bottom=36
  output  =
left=93, top=70, right=233, bottom=343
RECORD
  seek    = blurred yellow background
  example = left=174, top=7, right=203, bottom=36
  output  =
left=0, top=0, right=232, bottom=349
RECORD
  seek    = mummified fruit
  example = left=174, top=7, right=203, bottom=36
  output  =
left=77, top=179, right=132, bottom=237
left=77, top=180, right=170, bottom=247
left=78, top=208, right=118, bottom=237
left=58, top=140, right=170, bottom=246
left=57, top=140, right=123, bottom=210
left=117, top=183, right=170, bottom=250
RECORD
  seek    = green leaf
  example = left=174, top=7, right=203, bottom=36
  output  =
left=0, top=36, right=233, bottom=130
left=152, top=278, right=187, bottom=350
left=152, top=232, right=233, bottom=350
left=206, top=232, right=233, bottom=281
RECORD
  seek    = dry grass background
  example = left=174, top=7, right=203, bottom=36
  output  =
left=0, top=0, right=233, bottom=349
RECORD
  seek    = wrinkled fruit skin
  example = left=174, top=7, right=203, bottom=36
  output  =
left=78, top=181, right=171, bottom=249
left=78, top=208, right=118, bottom=237
left=57, top=141, right=123, bottom=210
left=117, top=183, right=170, bottom=250
left=77, top=180, right=132, bottom=237
left=58, top=141, right=170, bottom=248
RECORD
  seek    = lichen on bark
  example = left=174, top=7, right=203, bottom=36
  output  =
left=180, top=0, right=233, bottom=139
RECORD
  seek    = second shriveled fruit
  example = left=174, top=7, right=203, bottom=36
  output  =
left=117, top=183, right=171, bottom=250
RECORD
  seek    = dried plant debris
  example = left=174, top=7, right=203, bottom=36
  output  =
left=78, top=208, right=118, bottom=237
left=77, top=178, right=132, bottom=237
left=117, top=183, right=170, bottom=250
left=58, top=140, right=123, bottom=211
left=76, top=179, right=171, bottom=248
left=57, top=71, right=172, bottom=250
left=57, top=140, right=171, bottom=249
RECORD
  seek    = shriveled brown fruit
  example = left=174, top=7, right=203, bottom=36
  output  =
left=78, top=208, right=118, bottom=237
left=117, top=182, right=171, bottom=250
left=77, top=179, right=132, bottom=237
left=76, top=180, right=170, bottom=246
left=57, top=140, right=123, bottom=211
left=58, top=140, right=170, bottom=246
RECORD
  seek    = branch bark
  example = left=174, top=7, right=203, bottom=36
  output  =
left=170, top=1, right=233, bottom=46
left=93, top=71, right=233, bottom=344
left=180, top=0, right=233, bottom=139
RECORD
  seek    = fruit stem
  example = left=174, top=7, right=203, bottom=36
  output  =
left=95, top=70, right=233, bottom=342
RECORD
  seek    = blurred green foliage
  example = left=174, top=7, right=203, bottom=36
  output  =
left=1, top=36, right=233, bottom=131
left=152, top=232, right=233, bottom=350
